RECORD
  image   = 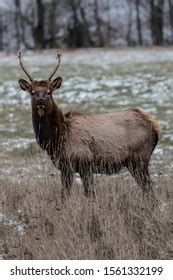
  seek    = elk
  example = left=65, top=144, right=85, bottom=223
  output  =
left=18, top=52, right=160, bottom=200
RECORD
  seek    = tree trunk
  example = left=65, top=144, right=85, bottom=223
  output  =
left=168, top=0, right=173, bottom=42
left=66, top=0, right=94, bottom=47
left=150, top=0, right=164, bottom=45
left=94, top=0, right=104, bottom=46
left=135, top=0, right=143, bottom=45
left=48, top=0, right=57, bottom=48
left=33, top=0, right=45, bottom=49
left=14, top=0, right=21, bottom=50
left=78, top=0, right=94, bottom=46
left=69, top=0, right=82, bottom=47
left=126, top=0, right=133, bottom=46
left=0, top=11, right=3, bottom=50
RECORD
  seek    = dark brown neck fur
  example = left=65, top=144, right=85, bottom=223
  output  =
left=32, top=98, right=65, bottom=159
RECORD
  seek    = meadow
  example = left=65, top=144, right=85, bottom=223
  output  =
left=0, top=48, right=172, bottom=259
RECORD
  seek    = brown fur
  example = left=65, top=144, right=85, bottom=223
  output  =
left=135, top=109, right=160, bottom=135
left=18, top=78, right=160, bottom=201
left=34, top=104, right=159, bottom=199
left=32, top=80, right=50, bottom=88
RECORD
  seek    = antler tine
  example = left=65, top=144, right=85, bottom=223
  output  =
left=48, top=51, right=62, bottom=82
left=17, top=51, right=33, bottom=82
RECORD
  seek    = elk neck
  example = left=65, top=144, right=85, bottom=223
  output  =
left=32, top=98, right=66, bottom=158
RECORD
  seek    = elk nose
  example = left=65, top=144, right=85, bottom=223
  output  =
left=37, top=98, right=45, bottom=106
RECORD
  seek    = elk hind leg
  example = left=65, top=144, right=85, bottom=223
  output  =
left=127, top=160, right=153, bottom=194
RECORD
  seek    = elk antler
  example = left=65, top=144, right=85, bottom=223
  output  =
left=48, top=51, right=62, bottom=82
left=18, top=51, right=33, bottom=82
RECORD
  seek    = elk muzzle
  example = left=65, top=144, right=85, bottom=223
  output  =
left=36, top=98, right=46, bottom=117
left=37, top=98, right=45, bottom=107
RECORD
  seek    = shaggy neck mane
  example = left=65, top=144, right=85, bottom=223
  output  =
left=32, top=99, right=66, bottom=159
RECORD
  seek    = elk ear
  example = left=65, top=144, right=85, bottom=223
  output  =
left=50, top=77, right=62, bottom=92
left=18, top=79, right=32, bottom=92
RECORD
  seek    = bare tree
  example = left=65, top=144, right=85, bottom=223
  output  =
left=94, top=0, right=104, bottom=46
left=32, top=0, right=45, bottom=49
left=14, top=0, right=21, bottom=49
left=126, top=0, right=133, bottom=46
left=168, top=0, right=173, bottom=42
left=0, top=10, right=3, bottom=50
left=135, top=0, right=143, bottom=45
left=150, top=0, right=164, bottom=45
left=47, top=0, right=58, bottom=48
left=65, top=0, right=93, bottom=47
left=78, top=0, right=94, bottom=46
left=65, top=0, right=81, bottom=47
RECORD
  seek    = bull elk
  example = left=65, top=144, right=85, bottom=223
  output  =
left=18, top=52, right=160, bottom=200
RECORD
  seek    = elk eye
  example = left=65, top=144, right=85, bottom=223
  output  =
left=31, top=90, right=35, bottom=96
left=47, top=90, right=51, bottom=96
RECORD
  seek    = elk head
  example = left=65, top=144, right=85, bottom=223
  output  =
left=18, top=51, right=62, bottom=117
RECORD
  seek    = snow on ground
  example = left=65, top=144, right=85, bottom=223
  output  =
left=1, top=47, right=173, bottom=67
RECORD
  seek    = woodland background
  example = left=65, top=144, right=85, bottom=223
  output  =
left=0, top=0, right=173, bottom=50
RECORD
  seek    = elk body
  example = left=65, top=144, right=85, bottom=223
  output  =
left=18, top=52, right=160, bottom=199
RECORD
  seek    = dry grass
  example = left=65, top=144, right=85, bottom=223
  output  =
left=0, top=155, right=172, bottom=260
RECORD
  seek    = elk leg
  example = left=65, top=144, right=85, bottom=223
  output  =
left=129, top=165, right=157, bottom=209
left=79, top=169, right=95, bottom=198
left=60, top=170, right=73, bottom=201
left=127, top=161, right=153, bottom=194
left=136, top=168, right=152, bottom=193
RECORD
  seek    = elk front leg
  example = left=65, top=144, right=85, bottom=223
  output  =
left=79, top=167, right=95, bottom=198
left=60, top=170, right=73, bottom=202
